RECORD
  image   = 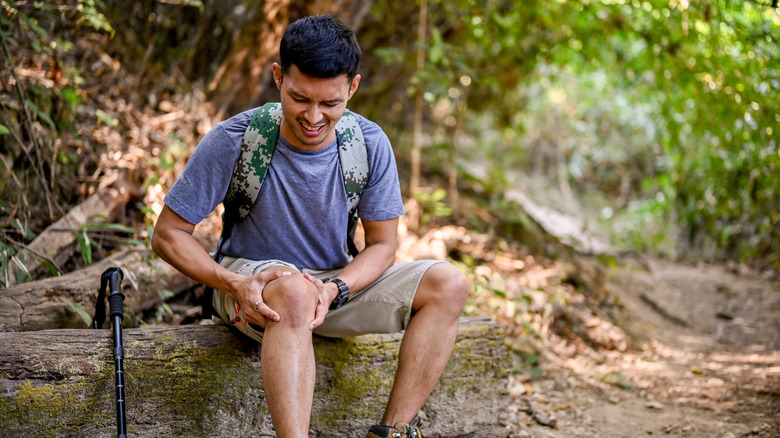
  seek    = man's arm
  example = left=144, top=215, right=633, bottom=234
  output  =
left=310, top=217, right=398, bottom=329
left=151, top=204, right=285, bottom=323
left=337, top=217, right=399, bottom=292
left=152, top=205, right=237, bottom=292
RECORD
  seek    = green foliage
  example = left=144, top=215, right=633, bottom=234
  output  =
left=155, top=289, right=175, bottom=322
left=364, top=0, right=780, bottom=266
left=0, top=242, right=27, bottom=286
left=74, top=215, right=138, bottom=266
left=77, top=0, right=115, bottom=37
left=94, top=108, right=118, bottom=127
left=0, top=213, right=36, bottom=287
left=1, top=0, right=120, bottom=239
left=59, top=297, right=93, bottom=327
left=413, top=188, right=453, bottom=226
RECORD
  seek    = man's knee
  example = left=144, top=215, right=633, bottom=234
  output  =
left=264, top=273, right=318, bottom=326
left=416, top=262, right=469, bottom=314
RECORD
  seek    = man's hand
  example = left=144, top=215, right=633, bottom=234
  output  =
left=307, top=273, right=338, bottom=331
left=240, top=270, right=331, bottom=329
left=239, top=270, right=291, bottom=326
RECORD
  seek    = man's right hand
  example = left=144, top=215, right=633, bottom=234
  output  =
left=239, top=269, right=291, bottom=326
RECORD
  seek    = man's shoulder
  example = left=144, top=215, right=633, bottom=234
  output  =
left=217, top=107, right=258, bottom=130
left=349, top=110, right=379, bottom=130
left=348, top=111, right=389, bottom=148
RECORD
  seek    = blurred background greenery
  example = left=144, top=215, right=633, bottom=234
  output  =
left=1, top=0, right=778, bottom=286
left=353, top=0, right=779, bottom=266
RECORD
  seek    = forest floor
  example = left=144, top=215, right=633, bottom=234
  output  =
left=502, top=256, right=780, bottom=438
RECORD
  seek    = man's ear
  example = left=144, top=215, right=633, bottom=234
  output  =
left=348, top=74, right=361, bottom=99
left=272, top=63, right=283, bottom=89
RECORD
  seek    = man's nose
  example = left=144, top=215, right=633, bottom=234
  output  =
left=304, top=105, right=323, bottom=124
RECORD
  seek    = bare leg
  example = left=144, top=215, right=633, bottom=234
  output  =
left=380, top=263, right=469, bottom=425
left=260, top=273, right=319, bottom=438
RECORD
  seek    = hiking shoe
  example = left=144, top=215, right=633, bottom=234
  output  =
left=366, top=422, right=433, bottom=438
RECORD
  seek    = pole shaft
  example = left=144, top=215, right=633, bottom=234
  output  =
left=113, top=315, right=127, bottom=436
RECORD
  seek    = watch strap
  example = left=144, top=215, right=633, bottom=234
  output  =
left=325, top=278, right=350, bottom=310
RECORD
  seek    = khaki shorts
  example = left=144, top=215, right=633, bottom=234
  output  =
left=212, top=256, right=444, bottom=341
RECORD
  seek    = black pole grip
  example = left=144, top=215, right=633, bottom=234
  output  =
left=108, top=293, right=125, bottom=320
left=94, top=267, right=124, bottom=328
left=105, top=267, right=123, bottom=296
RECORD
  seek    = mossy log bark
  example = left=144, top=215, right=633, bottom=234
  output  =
left=0, top=316, right=510, bottom=437
left=0, top=251, right=196, bottom=331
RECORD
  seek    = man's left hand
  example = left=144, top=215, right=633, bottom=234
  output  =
left=306, top=273, right=337, bottom=330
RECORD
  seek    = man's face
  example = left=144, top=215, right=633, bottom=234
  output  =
left=273, top=63, right=360, bottom=151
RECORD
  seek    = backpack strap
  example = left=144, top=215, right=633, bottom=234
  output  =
left=335, top=109, right=369, bottom=212
left=224, top=102, right=282, bottom=221
left=335, top=109, right=369, bottom=256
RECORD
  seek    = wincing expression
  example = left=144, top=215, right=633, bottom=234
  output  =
left=273, top=63, right=361, bottom=151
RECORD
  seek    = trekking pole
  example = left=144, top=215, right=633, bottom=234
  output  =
left=93, top=267, right=128, bottom=438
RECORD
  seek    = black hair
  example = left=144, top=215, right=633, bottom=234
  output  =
left=279, top=14, right=362, bottom=80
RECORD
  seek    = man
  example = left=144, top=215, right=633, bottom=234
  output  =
left=152, top=14, right=468, bottom=438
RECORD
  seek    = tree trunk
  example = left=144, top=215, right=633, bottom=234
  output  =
left=0, top=250, right=197, bottom=331
left=404, top=0, right=428, bottom=234
left=0, top=316, right=511, bottom=437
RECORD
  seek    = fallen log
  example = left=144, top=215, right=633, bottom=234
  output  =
left=0, top=250, right=197, bottom=331
left=9, top=176, right=137, bottom=285
left=0, top=316, right=511, bottom=437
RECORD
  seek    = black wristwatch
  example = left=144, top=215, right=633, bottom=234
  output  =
left=324, top=278, right=350, bottom=310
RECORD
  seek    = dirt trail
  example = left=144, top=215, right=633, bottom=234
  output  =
left=503, top=258, right=780, bottom=438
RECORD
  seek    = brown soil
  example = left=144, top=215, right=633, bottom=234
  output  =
left=503, top=258, right=779, bottom=438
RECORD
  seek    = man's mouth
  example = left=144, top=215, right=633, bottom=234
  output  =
left=300, top=121, right=326, bottom=136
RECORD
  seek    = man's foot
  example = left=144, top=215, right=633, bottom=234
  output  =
left=366, top=421, right=433, bottom=438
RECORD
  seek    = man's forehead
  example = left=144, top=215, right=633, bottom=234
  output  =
left=282, top=67, right=352, bottom=98
left=282, top=64, right=351, bottom=84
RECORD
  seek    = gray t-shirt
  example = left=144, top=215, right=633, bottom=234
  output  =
left=164, top=107, right=405, bottom=270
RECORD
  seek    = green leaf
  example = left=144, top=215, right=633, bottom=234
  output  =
left=22, top=15, right=48, bottom=38
left=0, top=248, right=9, bottom=288
left=599, top=371, right=635, bottom=389
left=87, top=222, right=137, bottom=234
left=95, top=109, right=119, bottom=127
left=429, top=28, right=444, bottom=64
left=39, top=259, right=60, bottom=277
left=77, top=0, right=116, bottom=37
left=0, top=124, right=9, bottom=135
left=77, top=229, right=93, bottom=266
left=431, top=188, right=447, bottom=202
left=60, top=297, right=93, bottom=327
left=0, top=32, right=19, bottom=48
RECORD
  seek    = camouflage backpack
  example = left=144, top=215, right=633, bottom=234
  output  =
left=219, top=102, right=369, bottom=258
